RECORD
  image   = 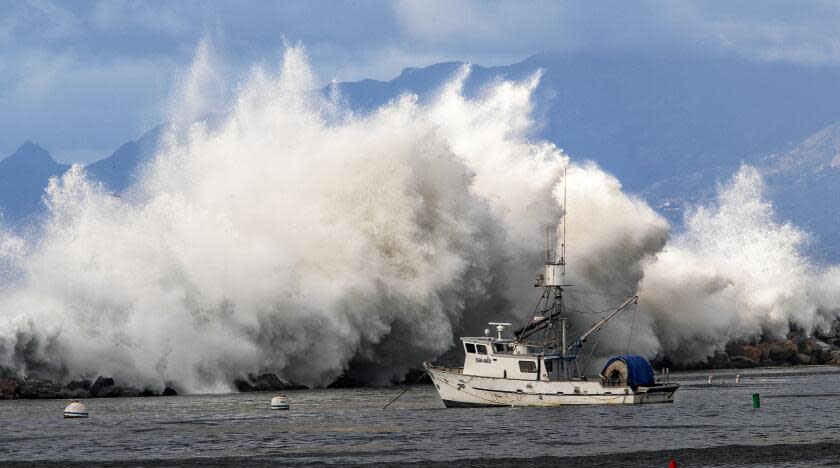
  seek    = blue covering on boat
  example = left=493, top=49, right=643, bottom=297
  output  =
left=602, top=355, right=655, bottom=387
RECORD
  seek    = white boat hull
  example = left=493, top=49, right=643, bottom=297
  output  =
left=425, top=365, right=678, bottom=407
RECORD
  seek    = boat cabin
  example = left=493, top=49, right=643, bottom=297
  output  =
left=460, top=337, right=573, bottom=381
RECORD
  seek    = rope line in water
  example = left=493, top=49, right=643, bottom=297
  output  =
left=382, top=372, right=429, bottom=409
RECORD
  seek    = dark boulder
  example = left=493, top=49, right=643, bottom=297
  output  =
left=0, top=379, right=19, bottom=399
left=767, top=340, right=799, bottom=364
left=236, top=373, right=307, bottom=392
left=234, top=379, right=255, bottom=392
left=801, top=339, right=833, bottom=364
left=253, top=373, right=284, bottom=391
left=64, top=387, right=90, bottom=399
left=66, top=379, right=92, bottom=391
left=116, top=387, right=141, bottom=398
left=708, top=351, right=731, bottom=369
left=741, top=345, right=763, bottom=362
left=138, top=385, right=177, bottom=397
left=90, top=376, right=117, bottom=397
left=328, top=372, right=364, bottom=388
left=255, top=373, right=306, bottom=390
left=19, top=378, right=65, bottom=399
left=724, top=341, right=745, bottom=358
left=398, top=368, right=430, bottom=384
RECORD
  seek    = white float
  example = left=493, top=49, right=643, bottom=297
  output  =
left=64, top=400, right=89, bottom=418
left=270, top=394, right=289, bottom=410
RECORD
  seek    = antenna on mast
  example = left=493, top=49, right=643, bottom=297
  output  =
left=560, top=165, right=568, bottom=275
left=545, top=226, right=552, bottom=262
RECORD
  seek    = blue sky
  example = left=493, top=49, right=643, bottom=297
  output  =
left=4, top=0, right=840, bottom=163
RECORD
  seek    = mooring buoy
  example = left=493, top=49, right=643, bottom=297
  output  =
left=270, top=394, right=289, bottom=410
left=64, top=400, right=89, bottom=418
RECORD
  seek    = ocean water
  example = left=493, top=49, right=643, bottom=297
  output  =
left=2, top=366, right=840, bottom=467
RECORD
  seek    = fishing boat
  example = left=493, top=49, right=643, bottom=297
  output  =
left=424, top=178, right=679, bottom=407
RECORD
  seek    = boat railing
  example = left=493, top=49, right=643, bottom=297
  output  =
left=601, top=377, right=628, bottom=387
left=427, top=364, right=463, bottom=374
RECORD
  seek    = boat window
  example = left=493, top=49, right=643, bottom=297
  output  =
left=476, top=344, right=488, bottom=355
left=518, top=361, right=537, bottom=373
left=464, top=343, right=476, bottom=353
left=544, top=360, right=553, bottom=372
left=493, top=343, right=507, bottom=353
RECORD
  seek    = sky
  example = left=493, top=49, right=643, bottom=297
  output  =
left=4, top=0, right=840, bottom=163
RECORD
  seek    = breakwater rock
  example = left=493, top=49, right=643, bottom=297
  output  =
left=234, top=373, right=307, bottom=392
left=0, top=369, right=308, bottom=399
left=654, top=324, right=840, bottom=370
left=0, top=375, right=178, bottom=400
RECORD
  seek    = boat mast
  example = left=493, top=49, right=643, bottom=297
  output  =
left=561, top=165, right=567, bottom=275
left=513, top=164, right=576, bottom=373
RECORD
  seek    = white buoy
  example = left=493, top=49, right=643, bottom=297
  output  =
left=64, top=400, right=89, bottom=419
left=270, top=394, right=289, bottom=410
left=708, top=375, right=712, bottom=384
left=736, top=374, right=741, bottom=384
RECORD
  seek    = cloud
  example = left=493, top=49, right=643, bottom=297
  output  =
left=689, top=3, right=840, bottom=64
left=8, top=1, right=840, bottom=163
left=392, top=0, right=566, bottom=51
left=25, top=0, right=83, bottom=40
left=391, top=0, right=840, bottom=65
left=91, top=0, right=191, bottom=35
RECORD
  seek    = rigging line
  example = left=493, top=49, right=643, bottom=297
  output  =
left=582, top=342, right=599, bottom=376
left=564, top=287, right=622, bottom=295
left=625, top=301, right=638, bottom=351
left=565, top=306, right=617, bottom=316
left=564, top=289, right=628, bottom=299
left=517, top=288, right=551, bottom=339
left=566, top=310, right=622, bottom=344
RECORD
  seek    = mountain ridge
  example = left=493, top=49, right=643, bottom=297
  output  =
left=0, top=141, right=69, bottom=222
left=3, top=52, right=840, bottom=260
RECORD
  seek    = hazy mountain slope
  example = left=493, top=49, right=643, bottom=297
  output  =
left=333, top=53, right=840, bottom=235
left=336, top=52, right=840, bottom=193
left=761, top=123, right=840, bottom=261
left=85, top=125, right=163, bottom=193
left=5, top=52, right=840, bottom=235
left=0, top=142, right=69, bottom=222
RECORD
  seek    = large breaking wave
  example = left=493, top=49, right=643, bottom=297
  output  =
left=0, top=44, right=837, bottom=392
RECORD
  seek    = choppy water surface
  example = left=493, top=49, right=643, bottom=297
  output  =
left=3, top=366, right=840, bottom=467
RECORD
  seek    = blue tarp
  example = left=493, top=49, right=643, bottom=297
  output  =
left=602, top=355, right=655, bottom=387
